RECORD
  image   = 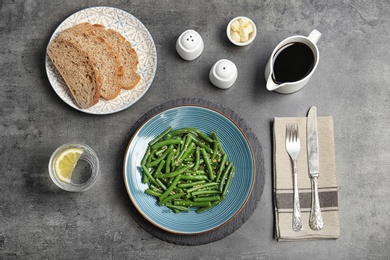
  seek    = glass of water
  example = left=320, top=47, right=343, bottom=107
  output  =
left=49, top=143, right=99, bottom=192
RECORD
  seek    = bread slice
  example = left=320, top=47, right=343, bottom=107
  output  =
left=87, top=24, right=141, bottom=90
left=58, top=23, right=122, bottom=100
left=47, top=38, right=101, bottom=109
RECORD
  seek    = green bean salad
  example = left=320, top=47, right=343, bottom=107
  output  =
left=141, top=127, right=235, bottom=213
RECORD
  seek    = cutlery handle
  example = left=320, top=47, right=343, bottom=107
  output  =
left=292, top=160, right=303, bottom=231
left=309, top=177, right=324, bottom=230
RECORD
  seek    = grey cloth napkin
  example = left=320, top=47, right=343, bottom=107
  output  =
left=273, top=116, right=340, bottom=241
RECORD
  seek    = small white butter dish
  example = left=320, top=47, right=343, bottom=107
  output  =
left=227, top=16, right=257, bottom=46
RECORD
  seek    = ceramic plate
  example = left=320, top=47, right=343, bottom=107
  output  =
left=123, top=105, right=255, bottom=234
left=45, top=6, right=157, bottom=114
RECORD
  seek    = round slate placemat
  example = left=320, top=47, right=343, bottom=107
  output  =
left=119, top=98, right=265, bottom=245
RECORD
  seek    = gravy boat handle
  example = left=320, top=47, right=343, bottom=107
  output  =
left=308, top=29, right=321, bottom=44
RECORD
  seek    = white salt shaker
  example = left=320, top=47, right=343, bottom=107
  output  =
left=176, top=29, right=204, bottom=61
left=209, top=59, right=238, bottom=89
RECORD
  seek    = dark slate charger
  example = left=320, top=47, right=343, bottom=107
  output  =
left=118, top=98, right=266, bottom=245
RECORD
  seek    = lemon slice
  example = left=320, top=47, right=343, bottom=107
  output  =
left=55, top=148, right=84, bottom=183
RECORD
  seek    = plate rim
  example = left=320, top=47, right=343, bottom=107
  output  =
left=123, top=104, right=256, bottom=234
left=45, top=6, right=157, bottom=115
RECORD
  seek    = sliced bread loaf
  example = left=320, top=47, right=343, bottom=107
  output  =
left=87, top=24, right=141, bottom=90
left=58, top=23, right=122, bottom=100
left=47, top=38, right=101, bottom=109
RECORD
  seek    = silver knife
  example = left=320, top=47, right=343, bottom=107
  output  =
left=307, top=106, right=324, bottom=230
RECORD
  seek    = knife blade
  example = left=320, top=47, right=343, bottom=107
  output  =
left=307, top=106, right=319, bottom=177
left=307, top=106, right=324, bottom=230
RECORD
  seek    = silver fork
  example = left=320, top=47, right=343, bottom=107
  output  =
left=285, top=123, right=303, bottom=231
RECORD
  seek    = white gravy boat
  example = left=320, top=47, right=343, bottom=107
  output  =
left=265, top=29, right=321, bottom=94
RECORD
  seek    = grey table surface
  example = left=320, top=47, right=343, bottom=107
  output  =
left=1, top=0, right=389, bottom=259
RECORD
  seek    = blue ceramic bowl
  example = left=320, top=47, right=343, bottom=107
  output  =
left=124, top=105, right=254, bottom=234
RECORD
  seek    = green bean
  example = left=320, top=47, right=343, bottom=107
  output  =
left=155, top=159, right=165, bottom=175
left=154, top=165, right=190, bottom=179
left=211, top=141, right=219, bottom=161
left=193, top=129, right=214, bottom=143
left=200, top=148, right=215, bottom=181
left=154, top=145, right=168, bottom=156
left=175, top=142, right=195, bottom=166
left=195, top=185, right=218, bottom=194
left=177, top=180, right=206, bottom=188
left=145, top=189, right=162, bottom=197
left=193, top=195, right=221, bottom=202
left=177, top=135, right=192, bottom=159
left=222, top=167, right=235, bottom=197
left=149, top=126, right=172, bottom=146
left=177, top=135, right=185, bottom=152
left=149, top=184, right=162, bottom=192
left=141, top=165, right=159, bottom=187
left=166, top=128, right=198, bottom=139
left=192, top=190, right=221, bottom=196
left=173, top=187, right=183, bottom=194
left=165, top=148, right=175, bottom=173
left=165, top=204, right=190, bottom=212
left=195, top=200, right=221, bottom=213
left=158, top=193, right=185, bottom=205
left=142, top=171, right=149, bottom=184
left=141, top=146, right=151, bottom=166
left=155, top=178, right=167, bottom=191
left=158, top=175, right=181, bottom=201
left=172, top=128, right=214, bottom=144
left=219, top=162, right=233, bottom=192
left=179, top=174, right=208, bottom=181
left=216, top=154, right=227, bottom=182
left=186, top=170, right=206, bottom=175
left=188, top=134, right=213, bottom=153
left=175, top=136, right=191, bottom=159
left=211, top=132, right=225, bottom=155
left=145, top=145, right=173, bottom=168
left=141, top=147, right=152, bottom=183
left=173, top=200, right=211, bottom=207
left=151, top=138, right=181, bottom=150
left=194, top=146, right=201, bottom=170
left=186, top=182, right=218, bottom=194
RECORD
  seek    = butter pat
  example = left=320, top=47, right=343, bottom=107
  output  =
left=239, top=17, right=250, bottom=27
left=239, top=24, right=253, bottom=42
left=231, top=31, right=241, bottom=42
left=231, top=20, right=240, bottom=32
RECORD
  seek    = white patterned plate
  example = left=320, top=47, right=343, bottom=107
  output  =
left=45, top=6, right=157, bottom=114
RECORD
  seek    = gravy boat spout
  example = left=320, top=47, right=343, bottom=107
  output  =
left=266, top=74, right=305, bottom=94
left=266, top=74, right=281, bottom=91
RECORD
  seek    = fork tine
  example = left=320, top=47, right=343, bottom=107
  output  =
left=286, top=123, right=300, bottom=157
left=293, top=123, right=298, bottom=142
left=286, top=123, right=291, bottom=143
left=286, top=124, right=288, bottom=142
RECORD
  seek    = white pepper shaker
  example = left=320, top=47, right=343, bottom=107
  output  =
left=209, top=59, right=238, bottom=89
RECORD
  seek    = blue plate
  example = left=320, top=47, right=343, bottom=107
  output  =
left=123, top=105, right=254, bottom=234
